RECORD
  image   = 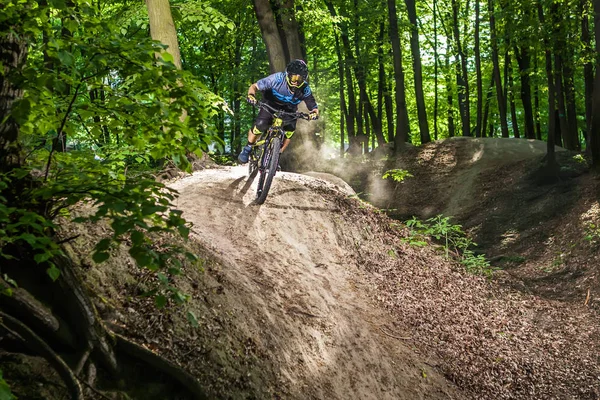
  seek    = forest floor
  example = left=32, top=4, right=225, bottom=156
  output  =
left=4, top=137, right=599, bottom=399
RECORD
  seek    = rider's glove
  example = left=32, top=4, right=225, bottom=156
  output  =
left=309, top=110, right=319, bottom=120
left=247, top=94, right=257, bottom=105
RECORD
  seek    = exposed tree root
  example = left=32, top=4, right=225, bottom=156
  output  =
left=1, top=252, right=207, bottom=399
left=114, top=331, right=209, bottom=400
left=0, top=276, right=76, bottom=349
left=55, top=254, right=118, bottom=374
left=0, top=311, right=83, bottom=400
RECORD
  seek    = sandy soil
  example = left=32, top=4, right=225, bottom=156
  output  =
left=159, top=140, right=600, bottom=399
left=19, top=137, right=596, bottom=400
left=168, top=167, right=460, bottom=399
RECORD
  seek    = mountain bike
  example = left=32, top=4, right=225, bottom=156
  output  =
left=248, top=102, right=311, bottom=205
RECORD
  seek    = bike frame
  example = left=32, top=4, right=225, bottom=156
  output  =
left=248, top=102, right=309, bottom=204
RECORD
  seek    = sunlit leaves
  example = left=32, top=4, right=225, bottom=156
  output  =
left=1, top=0, right=219, bottom=310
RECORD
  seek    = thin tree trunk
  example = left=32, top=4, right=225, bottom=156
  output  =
left=489, top=0, right=509, bottom=138
left=434, top=0, right=439, bottom=140
left=351, top=0, right=385, bottom=147
left=589, top=0, right=600, bottom=167
left=538, top=1, right=557, bottom=169
left=387, top=0, right=411, bottom=148
left=481, top=72, right=494, bottom=138
left=474, top=0, right=483, bottom=138
left=514, top=46, right=536, bottom=139
left=582, top=0, right=593, bottom=151
left=507, top=52, right=521, bottom=138
left=446, top=52, right=456, bottom=138
left=534, top=54, right=542, bottom=140
left=334, top=32, right=347, bottom=157
left=377, top=21, right=385, bottom=141
left=405, top=0, right=430, bottom=143
left=451, top=0, right=470, bottom=136
left=325, top=0, right=359, bottom=154
left=562, top=50, right=579, bottom=149
left=385, top=73, right=394, bottom=143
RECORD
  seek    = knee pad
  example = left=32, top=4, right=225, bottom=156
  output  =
left=254, top=119, right=270, bottom=133
left=252, top=126, right=263, bottom=136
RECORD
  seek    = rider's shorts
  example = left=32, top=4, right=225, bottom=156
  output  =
left=254, top=106, right=297, bottom=139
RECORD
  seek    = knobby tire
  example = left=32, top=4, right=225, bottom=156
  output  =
left=255, top=137, right=281, bottom=205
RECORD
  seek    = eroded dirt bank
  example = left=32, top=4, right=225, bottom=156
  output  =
left=169, top=167, right=459, bottom=399
left=164, top=165, right=599, bottom=399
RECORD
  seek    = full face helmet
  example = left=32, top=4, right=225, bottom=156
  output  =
left=285, top=59, right=309, bottom=90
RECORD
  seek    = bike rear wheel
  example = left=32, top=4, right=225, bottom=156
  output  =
left=255, top=137, right=281, bottom=205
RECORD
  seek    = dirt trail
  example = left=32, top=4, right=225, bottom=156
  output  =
left=170, top=167, right=460, bottom=399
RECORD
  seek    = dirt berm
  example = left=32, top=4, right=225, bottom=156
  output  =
left=59, top=141, right=600, bottom=399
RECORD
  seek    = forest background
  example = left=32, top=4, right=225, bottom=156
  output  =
left=2, top=0, right=600, bottom=397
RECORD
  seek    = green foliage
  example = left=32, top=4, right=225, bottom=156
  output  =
left=0, top=174, right=64, bottom=280
left=0, top=0, right=225, bottom=306
left=0, top=370, right=15, bottom=400
left=584, top=223, right=600, bottom=245
left=382, top=168, right=413, bottom=183
left=403, top=215, right=496, bottom=276
left=461, top=250, right=494, bottom=277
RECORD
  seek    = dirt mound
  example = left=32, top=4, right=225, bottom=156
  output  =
left=57, top=151, right=600, bottom=399
left=167, top=167, right=458, bottom=399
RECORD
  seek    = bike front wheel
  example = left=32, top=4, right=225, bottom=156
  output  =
left=255, top=137, right=281, bottom=205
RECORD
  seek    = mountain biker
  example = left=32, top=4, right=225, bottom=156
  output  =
left=237, top=59, right=319, bottom=164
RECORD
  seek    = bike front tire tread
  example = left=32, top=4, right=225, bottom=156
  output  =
left=255, top=137, right=281, bottom=205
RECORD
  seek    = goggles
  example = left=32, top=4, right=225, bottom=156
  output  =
left=287, top=73, right=305, bottom=89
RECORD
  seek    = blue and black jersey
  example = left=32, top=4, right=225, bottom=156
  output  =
left=256, top=72, right=318, bottom=112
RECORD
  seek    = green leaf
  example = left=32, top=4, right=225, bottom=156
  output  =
left=47, top=265, right=61, bottom=281
left=34, top=252, right=53, bottom=264
left=92, top=251, right=110, bottom=264
left=131, top=230, right=144, bottom=246
left=155, top=295, right=167, bottom=308
left=157, top=272, right=168, bottom=284
left=141, top=206, right=163, bottom=216
left=161, top=52, right=174, bottom=64
left=186, top=311, right=199, bottom=328
left=0, top=369, right=15, bottom=400
left=96, top=238, right=111, bottom=252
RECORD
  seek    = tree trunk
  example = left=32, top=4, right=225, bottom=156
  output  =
left=334, top=32, right=347, bottom=157
left=481, top=72, right=495, bottom=138
left=446, top=52, right=456, bottom=138
left=385, top=74, right=394, bottom=143
left=146, top=0, right=183, bottom=69
left=474, top=0, right=483, bottom=139
left=0, top=32, right=27, bottom=172
left=325, top=0, right=359, bottom=154
left=434, top=0, right=439, bottom=140
left=405, top=0, right=430, bottom=144
left=562, top=51, right=579, bottom=149
left=507, top=52, right=521, bottom=138
left=589, top=0, right=600, bottom=167
left=377, top=21, right=386, bottom=141
left=274, top=0, right=304, bottom=60
left=538, top=1, right=558, bottom=169
left=514, top=46, right=536, bottom=139
left=489, top=0, right=509, bottom=138
left=387, top=0, right=411, bottom=148
left=452, top=0, right=470, bottom=137
left=582, top=0, right=593, bottom=151
left=253, top=0, right=286, bottom=72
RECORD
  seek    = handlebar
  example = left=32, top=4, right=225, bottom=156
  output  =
left=254, top=101, right=312, bottom=121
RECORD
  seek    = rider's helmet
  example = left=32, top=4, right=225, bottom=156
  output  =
left=285, top=59, right=308, bottom=90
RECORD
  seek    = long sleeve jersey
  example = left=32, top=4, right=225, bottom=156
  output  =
left=256, top=72, right=318, bottom=112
